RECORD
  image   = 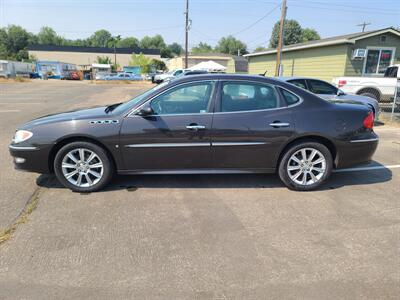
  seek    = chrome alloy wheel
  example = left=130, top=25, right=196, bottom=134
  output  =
left=61, top=148, right=104, bottom=187
left=287, top=147, right=327, bottom=186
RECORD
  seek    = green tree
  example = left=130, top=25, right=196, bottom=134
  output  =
left=129, top=53, right=151, bottom=74
left=96, top=56, right=112, bottom=64
left=254, top=46, right=267, bottom=52
left=88, top=29, right=112, bottom=47
left=140, top=34, right=166, bottom=49
left=216, top=36, right=247, bottom=55
left=269, top=19, right=320, bottom=48
left=37, top=26, right=61, bottom=45
left=150, top=59, right=166, bottom=71
left=269, top=19, right=303, bottom=48
left=116, top=37, right=139, bottom=48
left=191, top=42, right=214, bottom=54
left=167, top=42, right=183, bottom=56
left=301, top=28, right=321, bottom=42
left=0, top=25, right=31, bottom=60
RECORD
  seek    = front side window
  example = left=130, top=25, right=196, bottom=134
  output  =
left=307, top=80, right=337, bottom=95
left=288, top=79, right=307, bottom=90
left=151, top=81, right=215, bottom=115
left=221, top=82, right=278, bottom=112
left=364, top=48, right=394, bottom=75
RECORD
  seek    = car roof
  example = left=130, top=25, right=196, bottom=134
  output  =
left=277, top=76, right=320, bottom=82
left=169, top=73, right=289, bottom=85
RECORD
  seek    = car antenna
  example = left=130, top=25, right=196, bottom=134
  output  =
left=259, top=69, right=268, bottom=77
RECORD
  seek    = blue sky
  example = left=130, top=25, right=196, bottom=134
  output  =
left=1, top=0, right=399, bottom=51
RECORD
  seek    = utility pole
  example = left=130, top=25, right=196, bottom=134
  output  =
left=357, top=22, right=371, bottom=32
left=275, top=0, right=287, bottom=76
left=184, top=0, right=189, bottom=69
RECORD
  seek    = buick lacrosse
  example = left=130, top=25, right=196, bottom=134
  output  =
left=9, top=74, right=378, bottom=192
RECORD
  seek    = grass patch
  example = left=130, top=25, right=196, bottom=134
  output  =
left=0, top=77, right=31, bottom=83
left=0, top=188, right=41, bottom=245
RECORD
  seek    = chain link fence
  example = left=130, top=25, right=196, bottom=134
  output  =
left=378, top=79, right=400, bottom=122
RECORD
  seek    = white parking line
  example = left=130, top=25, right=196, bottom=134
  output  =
left=0, top=110, right=21, bottom=113
left=334, top=164, right=400, bottom=173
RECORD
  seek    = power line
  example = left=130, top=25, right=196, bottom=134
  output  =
left=231, top=2, right=281, bottom=36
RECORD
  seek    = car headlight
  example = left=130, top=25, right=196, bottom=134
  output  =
left=13, top=130, right=33, bottom=144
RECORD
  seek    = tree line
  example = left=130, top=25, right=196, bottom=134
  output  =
left=0, top=20, right=320, bottom=62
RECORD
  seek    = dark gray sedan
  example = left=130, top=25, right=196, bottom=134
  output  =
left=9, top=74, right=378, bottom=192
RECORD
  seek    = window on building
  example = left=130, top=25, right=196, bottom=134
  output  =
left=364, top=48, right=394, bottom=75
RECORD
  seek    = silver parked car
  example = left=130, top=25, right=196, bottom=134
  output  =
left=278, top=77, right=380, bottom=120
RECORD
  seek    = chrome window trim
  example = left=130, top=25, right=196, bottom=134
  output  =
left=214, top=79, right=304, bottom=114
left=349, top=138, right=379, bottom=143
left=9, top=145, right=38, bottom=150
left=277, top=86, right=304, bottom=108
left=127, top=80, right=217, bottom=118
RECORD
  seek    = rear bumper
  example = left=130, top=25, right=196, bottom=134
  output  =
left=335, top=135, right=379, bottom=168
left=9, top=144, right=52, bottom=173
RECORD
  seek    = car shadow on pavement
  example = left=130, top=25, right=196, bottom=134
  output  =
left=36, top=161, right=393, bottom=193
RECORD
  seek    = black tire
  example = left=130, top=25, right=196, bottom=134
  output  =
left=278, top=141, right=333, bottom=191
left=359, top=92, right=379, bottom=101
left=54, top=141, right=114, bottom=192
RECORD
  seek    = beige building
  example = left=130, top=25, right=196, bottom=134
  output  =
left=28, top=45, right=161, bottom=68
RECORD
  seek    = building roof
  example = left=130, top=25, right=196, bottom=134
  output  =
left=27, top=44, right=160, bottom=55
left=244, top=27, right=400, bottom=57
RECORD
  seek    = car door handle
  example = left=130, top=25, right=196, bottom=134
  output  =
left=186, top=125, right=206, bottom=130
left=269, top=122, right=290, bottom=128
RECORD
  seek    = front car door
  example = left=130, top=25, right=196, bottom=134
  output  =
left=211, top=80, right=297, bottom=171
left=119, top=80, right=216, bottom=172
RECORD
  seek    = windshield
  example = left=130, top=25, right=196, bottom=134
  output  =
left=110, top=81, right=170, bottom=115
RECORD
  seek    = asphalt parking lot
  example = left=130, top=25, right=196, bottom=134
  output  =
left=0, top=80, right=399, bottom=299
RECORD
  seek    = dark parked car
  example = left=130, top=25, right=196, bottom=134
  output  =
left=9, top=74, right=378, bottom=192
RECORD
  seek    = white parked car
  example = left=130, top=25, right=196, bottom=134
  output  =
left=153, top=69, right=188, bottom=83
left=332, top=65, right=399, bottom=106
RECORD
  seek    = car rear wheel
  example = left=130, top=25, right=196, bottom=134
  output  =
left=54, top=142, right=114, bottom=192
left=278, top=142, right=332, bottom=191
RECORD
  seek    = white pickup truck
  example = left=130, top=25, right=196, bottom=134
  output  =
left=332, top=65, right=399, bottom=105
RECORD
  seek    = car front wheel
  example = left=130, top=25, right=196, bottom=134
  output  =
left=278, top=142, right=333, bottom=191
left=54, top=142, right=114, bottom=192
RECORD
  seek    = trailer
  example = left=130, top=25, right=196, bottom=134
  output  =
left=36, top=61, right=77, bottom=79
left=0, top=60, right=36, bottom=78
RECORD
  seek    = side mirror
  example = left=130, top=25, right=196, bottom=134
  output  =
left=136, top=106, right=153, bottom=116
left=337, top=89, right=345, bottom=96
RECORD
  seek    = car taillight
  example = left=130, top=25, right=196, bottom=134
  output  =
left=338, top=80, right=347, bottom=87
left=363, top=112, right=374, bottom=129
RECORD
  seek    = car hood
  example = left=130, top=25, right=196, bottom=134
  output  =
left=22, top=106, right=113, bottom=128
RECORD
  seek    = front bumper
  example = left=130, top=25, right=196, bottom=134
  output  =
left=335, top=134, right=379, bottom=168
left=9, top=144, right=52, bottom=173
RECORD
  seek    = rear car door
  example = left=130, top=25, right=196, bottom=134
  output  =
left=119, top=80, right=216, bottom=171
left=210, top=80, right=296, bottom=170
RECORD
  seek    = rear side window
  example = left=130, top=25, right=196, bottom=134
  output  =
left=221, top=82, right=278, bottom=112
left=307, top=80, right=337, bottom=95
left=280, top=88, right=301, bottom=106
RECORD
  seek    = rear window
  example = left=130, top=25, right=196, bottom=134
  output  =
left=280, top=88, right=300, bottom=106
left=384, top=66, right=398, bottom=78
